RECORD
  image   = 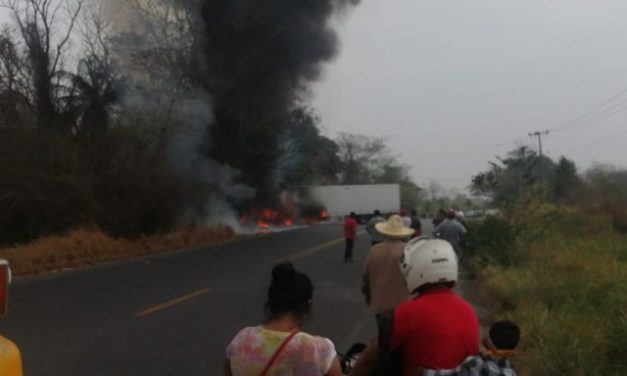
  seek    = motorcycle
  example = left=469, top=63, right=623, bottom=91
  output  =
left=338, top=342, right=367, bottom=374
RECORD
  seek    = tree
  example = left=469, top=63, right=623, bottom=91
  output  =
left=472, top=146, right=552, bottom=206
left=0, top=0, right=83, bottom=132
left=584, top=164, right=627, bottom=203
left=373, top=162, right=422, bottom=210
left=472, top=146, right=586, bottom=208
left=335, top=133, right=422, bottom=209
left=552, top=156, right=580, bottom=202
left=336, top=133, right=388, bottom=184
left=0, top=0, right=193, bottom=242
left=275, top=106, right=340, bottom=186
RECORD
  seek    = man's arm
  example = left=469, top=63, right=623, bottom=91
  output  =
left=361, top=274, right=371, bottom=305
left=351, top=221, right=358, bottom=239
left=361, top=257, right=371, bottom=304
left=325, top=357, right=344, bottom=376
left=433, top=223, right=441, bottom=236
left=457, top=221, right=467, bottom=241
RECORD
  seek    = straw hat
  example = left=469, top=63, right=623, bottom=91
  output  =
left=375, top=215, right=415, bottom=238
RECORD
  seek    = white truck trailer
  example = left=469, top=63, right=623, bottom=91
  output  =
left=304, top=184, right=401, bottom=221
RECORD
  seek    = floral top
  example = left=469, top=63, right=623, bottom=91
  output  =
left=226, top=326, right=337, bottom=376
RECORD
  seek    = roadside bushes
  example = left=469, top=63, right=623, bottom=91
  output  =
left=473, top=205, right=627, bottom=375
left=466, top=216, right=516, bottom=266
left=0, top=128, right=188, bottom=244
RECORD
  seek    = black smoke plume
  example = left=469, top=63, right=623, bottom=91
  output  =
left=195, top=0, right=359, bottom=205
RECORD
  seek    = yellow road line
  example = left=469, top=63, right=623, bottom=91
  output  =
left=135, top=288, right=211, bottom=317
left=280, top=231, right=366, bottom=262
left=136, top=230, right=365, bottom=316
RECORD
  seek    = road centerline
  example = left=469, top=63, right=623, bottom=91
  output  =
left=135, top=288, right=211, bottom=317
left=279, top=230, right=366, bottom=262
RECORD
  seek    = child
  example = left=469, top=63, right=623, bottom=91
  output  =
left=423, top=320, right=520, bottom=376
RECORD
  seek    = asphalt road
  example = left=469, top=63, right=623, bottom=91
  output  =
left=0, top=222, right=410, bottom=376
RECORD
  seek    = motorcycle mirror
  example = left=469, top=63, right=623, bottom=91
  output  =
left=0, top=260, right=10, bottom=317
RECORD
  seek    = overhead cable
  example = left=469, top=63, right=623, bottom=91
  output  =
left=550, top=86, right=627, bottom=132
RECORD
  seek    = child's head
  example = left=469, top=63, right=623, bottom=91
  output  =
left=487, top=320, right=520, bottom=350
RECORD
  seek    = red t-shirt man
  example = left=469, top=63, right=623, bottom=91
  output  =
left=390, top=287, right=479, bottom=375
left=344, top=217, right=358, bottom=240
left=349, top=238, right=479, bottom=376
left=343, top=213, right=358, bottom=262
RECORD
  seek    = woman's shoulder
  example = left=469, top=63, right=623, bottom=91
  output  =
left=293, top=332, right=336, bottom=356
left=296, top=331, right=334, bottom=346
left=291, top=332, right=337, bottom=372
left=228, top=326, right=263, bottom=346
left=230, top=327, right=335, bottom=352
left=232, top=325, right=259, bottom=337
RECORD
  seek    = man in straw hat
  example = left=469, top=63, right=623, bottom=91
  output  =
left=361, top=215, right=415, bottom=314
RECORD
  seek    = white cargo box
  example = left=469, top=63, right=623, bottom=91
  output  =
left=305, top=184, right=400, bottom=218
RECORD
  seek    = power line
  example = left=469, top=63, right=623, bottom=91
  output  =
left=550, top=86, right=627, bottom=132
left=566, top=101, right=627, bottom=129
left=552, top=128, right=627, bottom=153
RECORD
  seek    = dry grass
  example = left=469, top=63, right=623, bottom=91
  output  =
left=0, top=226, right=235, bottom=276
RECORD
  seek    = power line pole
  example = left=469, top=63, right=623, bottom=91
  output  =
left=529, top=130, right=550, bottom=156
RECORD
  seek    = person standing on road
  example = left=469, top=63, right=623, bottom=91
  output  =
left=432, top=208, right=447, bottom=227
left=410, top=209, right=422, bottom=239
left=361, top=215, right=415, bottom=315
left=344, top=212, right=358, bottom=262
left=224, top=262, right=343, bottom=376
left=366, top=210, right=386, bottom=246
left=434, top=210, right=467, bottom=260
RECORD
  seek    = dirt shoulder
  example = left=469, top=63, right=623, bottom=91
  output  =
left=0, top=226, right=235, bottom=276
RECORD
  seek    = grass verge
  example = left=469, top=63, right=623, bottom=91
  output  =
left=470, top=207, right=627, bottom=376
left=0, top=226, right=235, bottom=276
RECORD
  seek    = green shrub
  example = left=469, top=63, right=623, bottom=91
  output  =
left=611, top=207, right=627, bottom=234
left=466, top=215, right=516, bottom=266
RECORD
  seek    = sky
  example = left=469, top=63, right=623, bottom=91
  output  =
left=313, top=0, right=627, bottom=191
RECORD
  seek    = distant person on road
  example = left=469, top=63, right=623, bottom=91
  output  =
left=434, top=210, right=467, bottom=260
left=344, top=212, right=358, bottom=262
left=399, top=209, right=412, bottom=228
left=454, top=210, right=469, bottom=230
left=432, top=208, right=447, bottom=227
left=366, top=210, right=386, bottom=246
left=361, top=215, right=414, bottom=315
left=224, top=262, right=343, bottom=376
left=410, top=209, right=422, bottom=238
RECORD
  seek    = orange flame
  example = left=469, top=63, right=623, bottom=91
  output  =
left=257, top=220, right=271, bottom=228
left=260, top=209, right=278, bottom=221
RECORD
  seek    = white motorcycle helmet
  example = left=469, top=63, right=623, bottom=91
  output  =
left=400, top=237, right=458, bottom=295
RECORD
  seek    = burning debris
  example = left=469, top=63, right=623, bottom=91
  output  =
left=239, top=190, right=331, bottom=233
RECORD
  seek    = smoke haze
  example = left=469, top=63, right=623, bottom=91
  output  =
left=102, top=0, right=360, bottom=225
